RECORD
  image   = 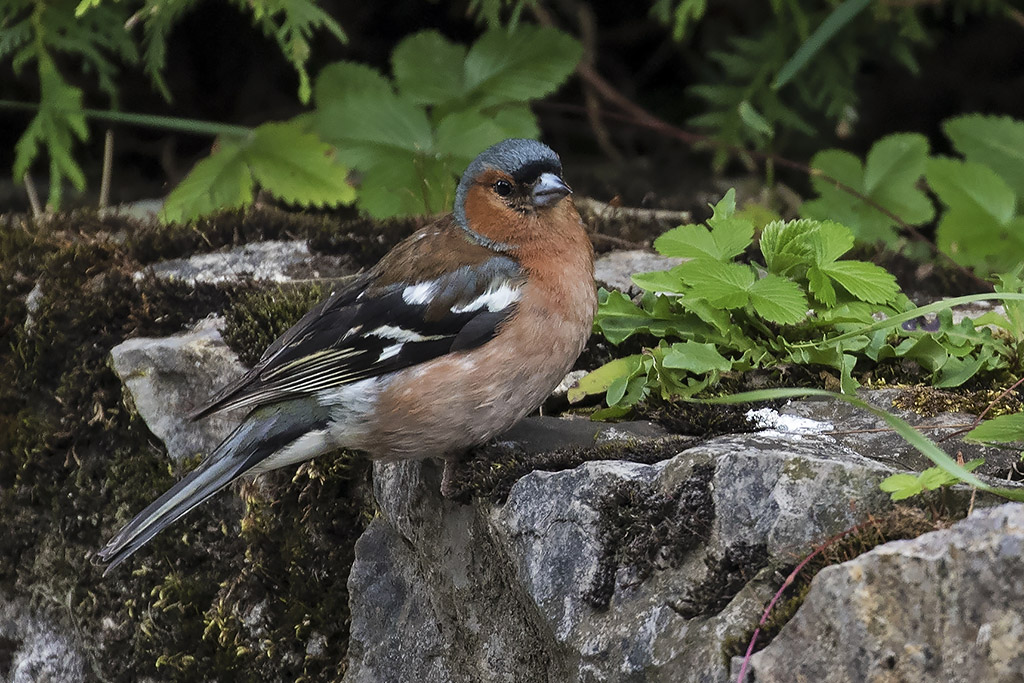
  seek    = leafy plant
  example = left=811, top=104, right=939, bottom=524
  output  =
left=880, top=459, right=984, bottom=501
left=2, top=0, right=345, bottom=210
left=802, top=115, right=1024, bottom=275
left=573, top=189, right=1024, bottom=417
left=658, top=0, right=1010, bottom=165
left=308, top=25, right=581, bottom=218
left=166, top=25, right=579, bottom=222
left=160, top=121, right=355, bottom=223
left=680, top=1, right=932, bottom=167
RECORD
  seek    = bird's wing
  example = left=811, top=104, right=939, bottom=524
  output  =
left=192, top=254, right=525, bottom=419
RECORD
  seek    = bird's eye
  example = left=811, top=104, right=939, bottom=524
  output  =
left=493, top=180, right=513, bottom=197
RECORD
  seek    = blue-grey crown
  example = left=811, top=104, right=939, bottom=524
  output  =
left=454, top=138, right=562, bottom=230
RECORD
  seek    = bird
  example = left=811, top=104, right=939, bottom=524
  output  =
left=98, top=138, right=597, bottom=572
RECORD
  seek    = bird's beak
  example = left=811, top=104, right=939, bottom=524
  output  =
left=532, top=172, right=572, bottom=207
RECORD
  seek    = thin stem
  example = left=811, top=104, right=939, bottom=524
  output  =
left=0, top=100, right=253, bottom=139
left=99, top=129, right=113, bottom=210
left=23, top=172, right=43, bottom=217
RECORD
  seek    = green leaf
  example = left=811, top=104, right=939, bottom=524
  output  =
left=568, top=355, right=643, bottom=404
left=246, top=122, right=355, bottom=207
left=655, top=190, right=752, bottom=261
left=747, top=274, right=809, bottom=325
left=676, top=259, right=755, bottom=309
left=933, top=353, right=987, bottom=389
left=817, top=261, right=898, bottom=304
left=879, top=473, right=922, bottom=501
left=945, top=114, right=1024, bottom=204
left=863, top=133, right=929, bottom=197
left=593, top=290, right=654, bottom=345
left=926, top=157, right=1015, bottom=225
left=760, top=219, right=815, bottom=274
left=927, top=157, right=1020, bottom=271
left=161, top=121, right=354, bottom=223
left=807, top=266, right=836, bottom=307
left=772, top=0, right=872, bottom=89
left=662, top=341, right=732, bottom=373
left=314, top=62, right=433, bottom=155
left=738, top=100, right=773, bottom=138
left=811, top=220, right=856, bottom=265
left=392, top=31, right=467, bottom=105
left=966, top=412, right=1024, bottom=444
left=13, top=54, right=88, bottom=209
left=801, top=134, right=934, bottom=244
left=631, top=269, right=688, bottom=295
left=161, top=139, right=253, bottom=223
left=896, top=335, right=949, bottom=373
left=463, top=25, right=582, bottom=108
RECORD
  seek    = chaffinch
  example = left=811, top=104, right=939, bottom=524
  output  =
left=99, top=138, right=597, bottom=571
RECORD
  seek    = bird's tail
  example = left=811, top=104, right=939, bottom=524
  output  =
left=98, top=402, right=330, bottom=574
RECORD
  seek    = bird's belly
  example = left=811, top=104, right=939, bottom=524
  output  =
left=361, top=312, right=589, bottom=461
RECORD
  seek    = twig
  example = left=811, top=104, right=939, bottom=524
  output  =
left=575, top=196, right=692, bottom=225
left=588, top=232, right=649, bottom=250
left=736, top=520, right=872, bottom=682
left=99, top=129, right=113, bottom=210
left=1007, top=7, right=1024, bottom=29
left=576, top=3, right=622, bottom=163
left=23, top=172, right=43, bottom=218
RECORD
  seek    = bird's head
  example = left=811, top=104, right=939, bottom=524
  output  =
left=454, top=138, right=574, bottom=251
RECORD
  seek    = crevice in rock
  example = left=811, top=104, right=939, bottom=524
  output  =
left=585, top=462, right=715, bottom=610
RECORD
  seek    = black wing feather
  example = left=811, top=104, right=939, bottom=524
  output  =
left=192, top=260, right=523, bottom=420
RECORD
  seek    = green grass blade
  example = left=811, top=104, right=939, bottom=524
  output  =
left=790, top=293, right=1024, bottom=349
left=773, top=0, right=872, bottom=90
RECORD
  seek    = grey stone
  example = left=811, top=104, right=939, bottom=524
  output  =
left=594, top=250, right=684, bottom=294
left=776, top=390, right=1021, bottom=477
left=109, top=316, right=247, bottom=461
left=744, top=503, right=1024, bottom=682
left=134, top=239, right=351, bottom=286
left=494, top=415, right=668, bottom=454
left=344, top=426, right=948, bottom=683
left=0, top=592, right=85, bottom=683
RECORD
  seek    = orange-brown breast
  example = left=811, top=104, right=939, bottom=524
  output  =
left=356, top=196, right=596, bottom=461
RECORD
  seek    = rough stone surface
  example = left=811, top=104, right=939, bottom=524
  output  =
left=0, top=592, right=85, bottom=683
left=744, top=503, right=1024, bottom=682
left=593, top=250, right=684, bottom=294
left=345, top=425, right=976, bottom=683
left=134, top=239, right=351, bottom=285
left=109, top=316, right=247, bottom=460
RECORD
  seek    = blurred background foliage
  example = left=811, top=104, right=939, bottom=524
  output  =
left=1, top=0, right=1022, bottom=250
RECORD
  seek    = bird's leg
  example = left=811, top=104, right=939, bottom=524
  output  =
left=440, top=450, right=477, bottom=501
left=440, top=457, right=460, bottom=499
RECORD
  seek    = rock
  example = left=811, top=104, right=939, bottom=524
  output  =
left=344, top=424, right=959, bottom=683
left=775, top=389, right=1020, bottom=478
left=109, top=316, right=247, bottom=461
left=594, top=250, right=684, bottom=294
left=134, top=240, right=351, bottom=285
left=0, top=592, right=85, bottom=683
left=744, top=503, right=1024, bottom=682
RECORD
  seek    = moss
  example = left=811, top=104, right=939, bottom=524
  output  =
left=891, top=385, right=1023, bottom=418
left=719, top=505, right=955, bottom=664
left=221, top=284, right=328, bottom=366
left=445, top=435, right=697, bottom=503
left=0, top=207, right=380, bottom=681
left=586, top=463, right=716, bottom=609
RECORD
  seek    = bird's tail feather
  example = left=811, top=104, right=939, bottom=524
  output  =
left=97, top=447, right=252, bottom=574
left=98, top=402, right=328, bottom=574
